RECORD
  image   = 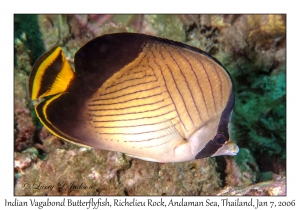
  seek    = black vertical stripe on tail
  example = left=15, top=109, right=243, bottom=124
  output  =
left=37, top=51, right=63, bottom=98
left=29, top=46, right=59, bottom=99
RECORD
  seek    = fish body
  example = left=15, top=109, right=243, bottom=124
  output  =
left=29, top=33, right=239, bottom=162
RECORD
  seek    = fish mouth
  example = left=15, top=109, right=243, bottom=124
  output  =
left=212, top=140, right=239, bottom=157
left=228, top=141, right=239, bottom=155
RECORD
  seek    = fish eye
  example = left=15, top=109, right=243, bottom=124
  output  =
left=214, top=133, right=227, bottom=145
left=217, top=137, right=225, bottom=144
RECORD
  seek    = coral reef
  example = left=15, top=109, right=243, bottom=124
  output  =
left=14, top=14, right=286, bottom=195
left=14, top=146, right=222, bottom=195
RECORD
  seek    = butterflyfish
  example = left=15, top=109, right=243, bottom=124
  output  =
left=29, top=33, right=239, bottom=162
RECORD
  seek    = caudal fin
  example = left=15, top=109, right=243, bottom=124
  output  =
left=29, top=46, right=75, bottom=100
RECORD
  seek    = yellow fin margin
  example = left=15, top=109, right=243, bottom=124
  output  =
left=35, top=93, right=91, bottom=148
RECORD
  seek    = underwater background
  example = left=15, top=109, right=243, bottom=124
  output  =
left=14, top=14, right=286, bottom=195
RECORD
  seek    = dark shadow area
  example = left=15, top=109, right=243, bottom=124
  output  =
left=14, top=14, right=45, bottom=67
left=215, top=156, right=227, bottom=187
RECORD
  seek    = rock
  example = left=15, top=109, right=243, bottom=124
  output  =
left=215, top=177, right=286, bottom=196
left=224, top=148, right=259, bottom=187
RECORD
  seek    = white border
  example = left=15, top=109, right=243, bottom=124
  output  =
left=2, top=0, right=297, bottom=209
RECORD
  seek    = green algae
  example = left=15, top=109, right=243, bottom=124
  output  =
left=14, top=14, right=45, bottom=68
left=231, top=67, right=286, bottom=160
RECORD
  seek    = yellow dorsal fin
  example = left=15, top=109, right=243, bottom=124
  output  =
left=29, top=46, right=75, bottom=100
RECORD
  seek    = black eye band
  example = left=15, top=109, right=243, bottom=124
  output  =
left=195, top=133, right=228, bottom=159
